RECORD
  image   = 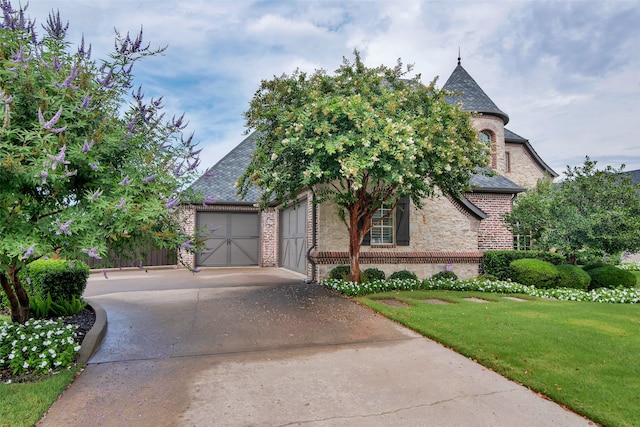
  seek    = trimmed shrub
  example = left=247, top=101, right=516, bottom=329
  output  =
left=389, top=270, right=418, bottom=281
left=582, top=262, right=611, bottom=272
left=555, top=264, right=591, bottom=291
left=361, top=268, right=386, bottom=283
left=483, top=250, right=565, bottom=280
left=476, top=273, right=498, bottom=282
left=509, top=258, right=559, bottom=288
left=431, top=271, right=458, bottom=281
left=588, top=266, right=637, bottom=290
left=18, top=259, right=89, bottom=302
left=327, top=265, right=351, bottom=281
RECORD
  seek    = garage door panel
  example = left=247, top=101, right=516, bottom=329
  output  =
left=279, top=201, right=307, bottom=274
left=196, top=212, right=259, bottom=267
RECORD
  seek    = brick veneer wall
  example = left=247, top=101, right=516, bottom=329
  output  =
left=465, top=192, right=514, bottom=250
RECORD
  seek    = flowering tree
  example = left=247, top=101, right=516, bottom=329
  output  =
left=239, top=52, right=488, bottom=282
left=504, top=157, right=640, bottom=264
left=0, top=2, right=201, bottom=323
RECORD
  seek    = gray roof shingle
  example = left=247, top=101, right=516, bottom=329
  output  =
left=189, top=132, right=260, bottom=204
left=443, top=63, right=509, bottom=125
left=471, top=168, right=525, bottom=194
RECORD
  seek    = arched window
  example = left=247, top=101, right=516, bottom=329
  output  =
left=479, top=130, right=497, bottom=169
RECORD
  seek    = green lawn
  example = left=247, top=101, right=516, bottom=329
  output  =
left=359, top=291, right=640, bottom=427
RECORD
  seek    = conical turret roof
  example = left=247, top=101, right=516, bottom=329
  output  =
left=443, top=60, right=509, bottom=125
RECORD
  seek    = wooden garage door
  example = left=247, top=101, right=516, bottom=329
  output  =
left=196, top=212, right=259, bottom=267
left=279, top=201, right=307, bottom=274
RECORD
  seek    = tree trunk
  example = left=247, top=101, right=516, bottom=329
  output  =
left=348, top=209, right=362, bottom=283
left=0, top=265, right=30, bottom=324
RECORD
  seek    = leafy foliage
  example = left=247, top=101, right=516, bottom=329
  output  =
left=361, top=268, right=386, bottom=283
left=555, top=264, right=591, bottom=291
left=504, top=157, right=640, bottom=264
left=327, top=265, right=351, bottom=281
left=18, top=259, right=89, bottom=303
left=29, top=294, right=87, bottom=318
left=588, top=266, right=637, bottom=290
left=0, top=2, right=201, bottom=322
left=239, top=51, right=488, bottom=281
left=509, top=258, right=559, bottom=288
left=388, top=270, right=419, bottom=281
left=483, top=250, right=565, bottom=280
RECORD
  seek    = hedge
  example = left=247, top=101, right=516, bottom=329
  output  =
left=509, top=258, right=559, bottom=288
left=18, top=258, right=90, bottom=303
left=484, top=250, right=565, bottom=280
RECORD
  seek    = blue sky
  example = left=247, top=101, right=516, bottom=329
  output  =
left=26, top=0, right=640, bottom=175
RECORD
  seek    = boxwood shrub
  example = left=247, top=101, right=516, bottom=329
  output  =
left=361, top=268, right=386, bottom=283
left=431, top=271, right=458, bottom=281
left=509, top=258, right=559, bottom=288
left=18, top=258, right=90, bottom=302
left=483, top=250, right=565, bottom=280
left=389, top=270, right=418, bottom=281
left=588, top=266, right=637, bottom=290
left=555, top=264, right=591, bottom=290
left=327, top=265, right=351, bottom=281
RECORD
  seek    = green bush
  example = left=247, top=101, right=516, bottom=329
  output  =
left=361, top=268, right=386, bottom=283
left=588, top=266, right=637, bottom=290
left=476, top=273, right=498, bottom=282
left=389, top=270, right=419, bottom=281
left=431, top=271, right=458, bottom=281
left=327, top=265, right=351, bottom=281
left=582, top=262, right=611, bottom=272
left=555, top=264, right=591, bottom=291
left=509, top=258, right=559, bottom=288
left=19, top=259, right=89, bottom=302
left=483, top=250, right=565, bottom=280
left=30, top=294, right=88, bottom=318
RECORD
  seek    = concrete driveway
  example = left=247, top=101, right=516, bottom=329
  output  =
left=39, top=268, right=592, bottom=426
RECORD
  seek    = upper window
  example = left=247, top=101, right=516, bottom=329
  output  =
left=480, top=131, right=491, bottom=143
left=505, top=151, right=511, bottom=172
left=371, top=206, right=395, bottom=245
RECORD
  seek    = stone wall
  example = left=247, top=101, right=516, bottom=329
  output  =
left=472, top=115, right=506, bottom=174
left=178, top=205, right=196, bottom=269
left=260, top=207, right=278, bottom=267
left=504, top=143, right=549, bottom=189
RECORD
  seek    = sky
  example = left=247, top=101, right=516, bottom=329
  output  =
left=24, top=0, right=640, bottom=177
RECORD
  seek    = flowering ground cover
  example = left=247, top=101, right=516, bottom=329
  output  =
left=326, top=281, right=639, bottom=427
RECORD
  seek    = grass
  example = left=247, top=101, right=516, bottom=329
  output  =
left=359, top=291, right=640, bottom=427
left=0, top=368, right=80, bottom=426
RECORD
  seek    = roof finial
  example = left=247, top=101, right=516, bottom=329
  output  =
left=457, top=47, right=461, bottom=66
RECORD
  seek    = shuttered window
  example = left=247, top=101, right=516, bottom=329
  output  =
left=363, top=197, right=410, bottom=246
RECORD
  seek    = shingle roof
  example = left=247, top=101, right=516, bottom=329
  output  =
left=470, top=168, right=525, bottom=194
left=626, top=169, right=640, bottom=185
left=188, top=132, right=260, bottom=204
left=443, top=63, right=509, bottom=125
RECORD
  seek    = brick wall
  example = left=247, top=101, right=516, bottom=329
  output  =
left=465, top=192, right=514, bottom=250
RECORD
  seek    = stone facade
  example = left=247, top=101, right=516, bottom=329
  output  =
left=260, top=207, right=278, bottom=267
left=504, top=143, right=549, bottom=189
left=472, top=115, right=506, bottom=175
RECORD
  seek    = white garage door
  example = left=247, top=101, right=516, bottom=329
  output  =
left=196, top=212, right=259, bottom=267
left=279, top=201, right=308, bottom=274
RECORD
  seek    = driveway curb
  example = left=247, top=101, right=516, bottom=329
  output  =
left=77, top=300, right=107, bottom=365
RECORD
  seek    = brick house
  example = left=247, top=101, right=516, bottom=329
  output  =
left=181, top=59, right=557, bottom=280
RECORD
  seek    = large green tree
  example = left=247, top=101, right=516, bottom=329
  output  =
left=239, top=52, right=489, bottom=282
left=504, top=157, right=640, bottom=264
left=0, top=2, right=201, bottom=323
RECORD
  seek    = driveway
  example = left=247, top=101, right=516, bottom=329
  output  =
left=39, top=268, right=592, bottom=426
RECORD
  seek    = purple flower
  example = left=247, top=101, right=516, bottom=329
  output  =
left=90, top=163, right=99, bottom=170
left=82, top=246, right=101, bottom=260
left=53, top=66, right=79, bottom=89
left=38, top=107, right=63, bottom=131
left=202, top=196, right=216, bottom=206
left=65, top=168, right=77, bottom=177
left=180, top=239, right=194, bottom=250
left=118, top=176, right=131, bottom=186
left=142, top=174, right=157, bottom=183
left=90, top=189, right=102, bottom=200
left=55, top=219, right=73, bottom=236
left=21, top=244, right=35, bottom=260
left=37, top=170, right=48, bottom=184
left=116, top=198, right=127, bottom=211
left=78, top=96, right=92, bottom=111
left=26, top=277, right=31, bottom=285
left=69, top=261, right=75, bottom=269
left=46, top=145, right=70, bottom=170
left=165, top=197, right=180, bottom=212
left=82, top=139, right=94, bottom=153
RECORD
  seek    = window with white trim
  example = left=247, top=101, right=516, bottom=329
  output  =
left=370, top=206, right=395, bottom=245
